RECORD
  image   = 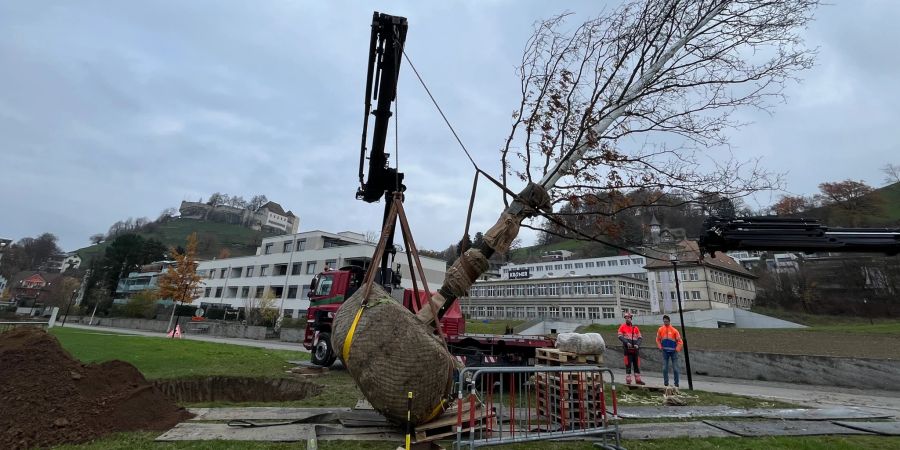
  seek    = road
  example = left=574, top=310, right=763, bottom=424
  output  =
left=58, top=323, right=900, bottom=417
left=60, top=323, right=308, bottom=352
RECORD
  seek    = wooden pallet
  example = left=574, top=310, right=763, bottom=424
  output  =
left=413, top=403, right=493, bottom=443
left=535, top=348, right=603, bottom=365
left=534, top=371, right=604, bottom=384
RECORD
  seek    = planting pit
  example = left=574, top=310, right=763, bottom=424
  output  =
left=154, top=376, right=322, bottom=403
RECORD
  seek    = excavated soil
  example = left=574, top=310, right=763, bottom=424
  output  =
left=0, top=327, right=193, bottom=449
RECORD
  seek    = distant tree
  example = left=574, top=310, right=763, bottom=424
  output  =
left=43, top=276, right=81, bottom=309
left=98, top=234, right=167, bottom=298
left=158, top=233, right=202, bottom=333
left=106, top=220, right=126, bottom=239
left=157, top=207, right=178, bottom=222
left=472, top=232, right=485, bottom=249
left=206, top=192, right=223, bottom=206
left=0, top=233, right=62, bottom=279
left=247, top=194, right=269, bottom=212
left=882, top=163, right=900, bottom=186
left=228, top=195, right=248, bottom=209
left=816, top=179, right=883, bottom=226
left=773, top=195, right=813, bottom=216
left=89, top=234, right=105, bottom=245
left=218, top=248, right=231, bottom=259
left=134, top=217, right=151, bottom=230
left=456, top=234, right=472, bottom=256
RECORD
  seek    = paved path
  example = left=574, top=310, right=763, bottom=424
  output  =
left=60, top=323, right=309, bottom=352
left=609, top=368, right=900, bottom=418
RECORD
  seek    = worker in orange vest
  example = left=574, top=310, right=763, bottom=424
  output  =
left=656, top=315, right=683, bottom=387
left=617, top=312, right=644, bottom=385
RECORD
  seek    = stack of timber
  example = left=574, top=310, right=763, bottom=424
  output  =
left=535, top=348, right=606, bottom=428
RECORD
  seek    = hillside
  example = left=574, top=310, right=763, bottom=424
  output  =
left=75, top=219, right=279, bottom=264
left=803, top=181, right=900, bottom=227
left=509, top=239, right=623, bottom=264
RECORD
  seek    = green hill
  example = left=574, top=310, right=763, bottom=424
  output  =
left=75, top=219, right=279, bottom=265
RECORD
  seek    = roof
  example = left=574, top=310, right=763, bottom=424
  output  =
left=260, top=201, right=295, bottom=217
left=10, top=271, right=65, bottom=289
left=644, top=240, right=756, bottom=278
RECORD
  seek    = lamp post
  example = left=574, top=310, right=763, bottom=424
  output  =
left=61, top=289, right=77, bottom=326
left=670, top=254, right=694, bottom=390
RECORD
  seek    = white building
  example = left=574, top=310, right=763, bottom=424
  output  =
left=461, top=254, right=653, bottom=320
left=195, top=230, right=447, bottom=318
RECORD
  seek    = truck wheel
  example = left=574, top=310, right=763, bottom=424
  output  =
left=311, top=332, right=337, bottom=367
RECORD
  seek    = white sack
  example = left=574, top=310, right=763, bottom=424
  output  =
left=555, top=332, right=605, bottom=354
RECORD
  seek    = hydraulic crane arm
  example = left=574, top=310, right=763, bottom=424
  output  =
left=698, top=216, right=900, bottom=257
left=358, top=11, right=407, bottom=203
left=357, top=12, right=409, bottom=288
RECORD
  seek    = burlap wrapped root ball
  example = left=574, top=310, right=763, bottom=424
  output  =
left=331, top=284, right=455, bottom=425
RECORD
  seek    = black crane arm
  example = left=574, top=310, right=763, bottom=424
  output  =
left=357, top=11, right=408, bottom=203
left=699, top=216, right=900, bottom=257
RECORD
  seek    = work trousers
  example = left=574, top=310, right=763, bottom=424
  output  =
left=623, top=348, right=640, bottom=374
left=662, top=351, right=680, bottom=386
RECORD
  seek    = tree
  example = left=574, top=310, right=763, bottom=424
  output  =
left=882, top=163, right=900, bottom=186
left=217, top=248, right=231, bottom=259
left=0, top=233, right=62, bottom=279
left=158, top=233, right=202, bottom=333
left=98, top=234, right=167, bottom=296
left=157, top=207, right=178, bottom=222
left=499, top=0, right=816, bottom=242
left=207, top=192, right=225, bottom=207
left=772, top=195, right=812, bottom=216
left=89, top=234, right=105, bottom=245
left=816, top=179, right=882, bottom=226
left=228, top=195, right=248, bottom=209
left=247, top=194, right=269, bottom=212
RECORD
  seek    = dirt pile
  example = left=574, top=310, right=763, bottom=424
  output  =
left=0, top=327, right=193, bottom=449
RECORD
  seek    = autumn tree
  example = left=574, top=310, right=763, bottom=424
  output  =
left=89, top=234, right=105, bottom=245
left=158, top=233, right=202, bottom=333
left=816, top=179, right=882, bottom=226
left=772, top=195, right=813, bottom=216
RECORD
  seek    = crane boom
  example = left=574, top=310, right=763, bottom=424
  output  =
left=699, top=216, right=900, bottom=257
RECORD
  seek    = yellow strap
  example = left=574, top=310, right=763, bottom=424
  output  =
left=423, top=398, right=448, bottom=423
left=341, top=307, right=365, bottom=363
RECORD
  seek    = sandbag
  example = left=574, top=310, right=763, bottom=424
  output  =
left=556, top=332, right=606, bottom=354
left=331, top=284, right=455, bottom=425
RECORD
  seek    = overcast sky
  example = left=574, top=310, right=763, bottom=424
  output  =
left=1, top=1, right=898, bottom=253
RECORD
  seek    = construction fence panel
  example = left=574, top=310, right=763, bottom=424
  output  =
left=454, top=365, right=622, bottom=449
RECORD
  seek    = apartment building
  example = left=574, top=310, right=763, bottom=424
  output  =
left=195, top=230, right=446, bottom=318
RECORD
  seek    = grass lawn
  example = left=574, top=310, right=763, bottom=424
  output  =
left=50, top=327, right=308, bottom=379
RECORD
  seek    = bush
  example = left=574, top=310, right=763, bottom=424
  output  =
left=280, top=318, right=307, bottom=329
left=123, top=290, right=158, bottom=319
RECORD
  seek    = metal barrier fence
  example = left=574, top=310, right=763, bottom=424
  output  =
left=0, top=321, right=50, bottom=333
left=454, top=365, right=622, bottom=449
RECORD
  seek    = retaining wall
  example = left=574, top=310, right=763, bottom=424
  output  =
left=279, top=328, right=305, bottom=343
left=605, top=347, right=900, bottom=391
left=77, top=317, right=269, bottom=340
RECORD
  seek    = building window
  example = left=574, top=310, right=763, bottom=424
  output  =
left=602, top=307, right=615, bottom=319
left=574, top=307, right=587, bottom=319
left=561, top=307, right=574, bottom=319
left=214, top=287, right=222, bottom=298
left=588, top=307, right=601, bottom=319
left=284, top=309, right=294, bottom=319
left=609, top=260, right=618, bottom=266
left=486, top=306, right=496, bottom=317
left=586, top=261, right=595, bottom=268
left=287, top=285, right=298, bottom=299
left=283, top=241, right=292, bottom=252
left=306, top=262, right=317, bottom=274
left=260, top=265, right=269, bottom=277
left=241, top=287, right=250, bottom=298
left=575, top=263, right=584, bottom=269
left=554, top=264, right=562, bottom=270
left=296, top=239, right=307, bottom=251
left=264, top=243, right=273, bottom=254
left=255, top=286, right=265, bottom=298
left=620, top=259, right=630, bottom=266
left=208, top=269, right=215, bottom=279
left=598, top=260, right=606, bottom=267
left=325, top=259, right=337, bottom=270
left=564, top=263, right=573, bottom=269
left=692, top=291, right=701, bottom=300
left=246, top=266, right=254, bottom=277
left=548, top=306, right=559, bottom=318
left=204, top=287, right=211, bottom=297
left=292, top=262, right=302, bottom=275
left=689, top=269, right=699, bottom=281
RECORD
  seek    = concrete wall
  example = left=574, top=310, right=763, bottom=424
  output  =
left=605, top=347, right=900, bottom=391
left=279, top=328, right=305, bottom=343
left=78, top=317, right=269, bottom=340
left=519, top=308, right=805, bottom=331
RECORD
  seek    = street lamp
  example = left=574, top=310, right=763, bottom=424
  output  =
left=670, top=254, right=694, bottom=390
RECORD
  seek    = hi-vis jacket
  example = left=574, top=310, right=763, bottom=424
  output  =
left=617, top=323, right=642, bottom=349
left=656, top=325, right=683, bottom=353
